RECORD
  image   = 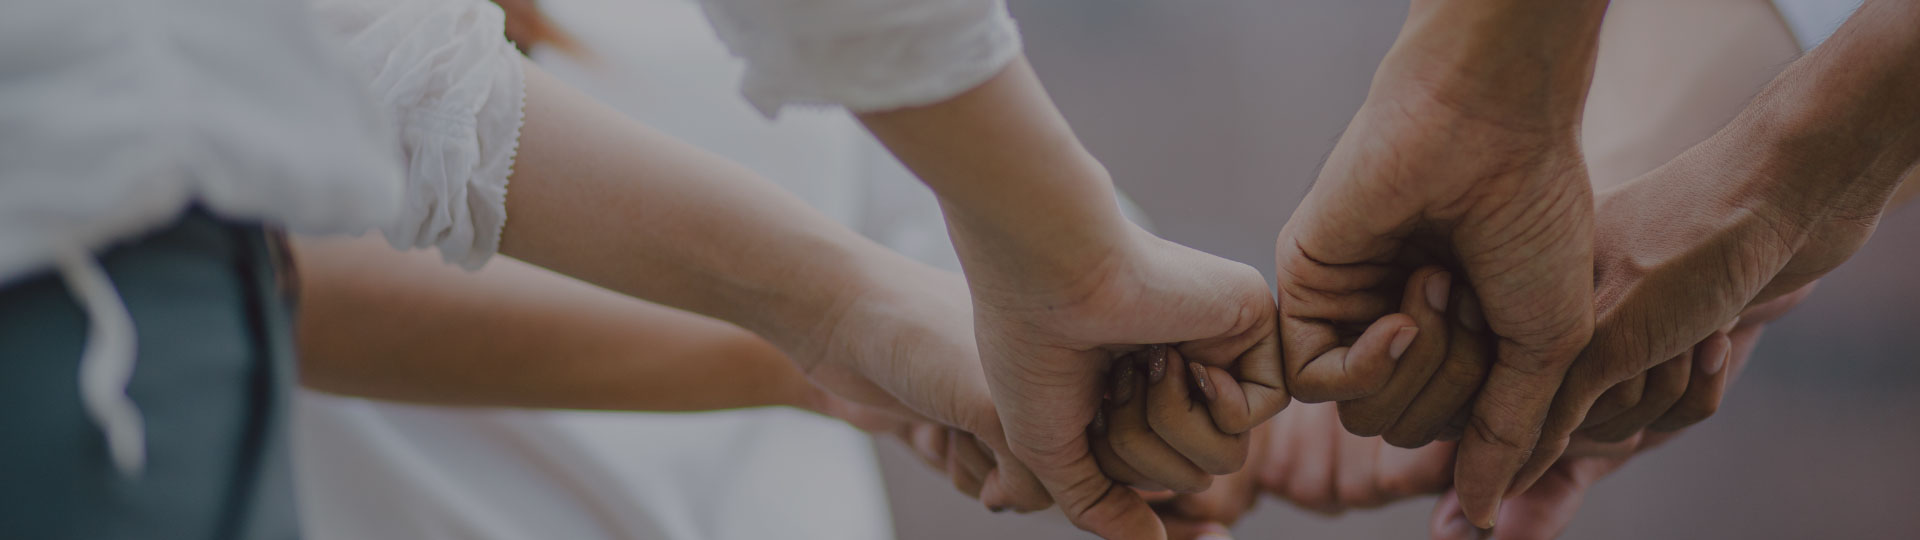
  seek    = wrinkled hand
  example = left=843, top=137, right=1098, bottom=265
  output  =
left=1430, top=306, right=1780, bottom=540
left=1275, top=75, right=1597, bottom=525
left=973, top=225, right=1287, bottom=539
left=1508, top=131, right=1870, bottom=490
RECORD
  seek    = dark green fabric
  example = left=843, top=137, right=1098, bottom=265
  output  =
left=0, top=210, right=299, bottom=540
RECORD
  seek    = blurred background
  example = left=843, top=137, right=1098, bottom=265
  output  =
left=531, top=0, right=1920, bottom=538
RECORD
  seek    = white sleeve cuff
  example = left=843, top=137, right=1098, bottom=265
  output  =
left=313, top=0, right=525, bottom=270
left=697, top=0, right=1023, bottom=116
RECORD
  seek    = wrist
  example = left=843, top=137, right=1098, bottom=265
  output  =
left=1381, top=0, right=1610, bottom=135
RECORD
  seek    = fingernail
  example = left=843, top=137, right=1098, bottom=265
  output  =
left=1190, top=363, right=1217, bottom=401
left=989, top=505, right=1009, bottom=514
left=1114, top=362, right=1138, bottom=405
left=1481, top=500, right=1501, bottom=529
left=1703, top=342, right=1730, bottom=376
left=1389, top=326, right=1419, bottom=359
left=1196, top=523, right=1235, bottom=540
left=1427, top=271, right=1451, bottom=311
left=1147, top=345, right=1169, bottom=384
left=1091, top=409, right=1107, bottom=433
left=1439, top=515, right=1477, bottom=540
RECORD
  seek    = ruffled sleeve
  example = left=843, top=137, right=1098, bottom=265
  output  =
left=312, top=0, right=525, bottom=270
left=695, top=0, right=1023, bottom=116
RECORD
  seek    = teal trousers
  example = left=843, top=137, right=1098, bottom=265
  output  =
left=0, top=210, right=300, bottom=540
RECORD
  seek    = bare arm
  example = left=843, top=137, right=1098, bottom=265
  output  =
left=294, top=235, right=814, bottom=412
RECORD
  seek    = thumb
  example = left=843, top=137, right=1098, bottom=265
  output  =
left=1015, top=431, right=1168, bottom=540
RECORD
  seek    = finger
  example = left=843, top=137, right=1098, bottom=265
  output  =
left=909, top=423, right=952, bottom=471
left=1582, top=352, right=1692, bottom=442
left=1148, top=349, right=1250, bottom=475
left=1428, top=490, right=1490, bottom=540
left=1340, top=266, right=1456, bottom=436
left=1496, top=368, right=1613, bottom=524
left=1453, top=340, right=1586, bottom=528
left=1576, top=372, right=1646, bottom=430
left=1649, top=329, right=1734, bottom=432
left=1094, top=407, right=1171, bottom=492
left=1018, top=431, right=1169, bottom=540
left=1383, top=293, right=1491, bottom=448
left=1111, top=353, right=1213, bottom=493
left=948, top=430, right=992, bottom=499
left=1283, top=313, right=1420, bottom=403
left=1481, top=460, right=1609, bottom=540
left=1192, top=329, right=1288, bottom=435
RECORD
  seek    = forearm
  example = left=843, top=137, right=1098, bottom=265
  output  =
left=1728, top=0, right=1920, bottom=220
left=294, top=236, right=818, bottom=412
left=856, top=58, right=1138, bottom=293
left=497, top=60, right=908, bottom=349
left=1387, top=0, right=1612, bottom=131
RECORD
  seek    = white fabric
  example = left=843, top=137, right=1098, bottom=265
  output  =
left=313, top=0, right=527, bottom=270
left=296, top=1, right=897, bottom=539
left=0, top=0, right=403, bottom=286
left=695, top=0, right=1023, bottom=116
left=1772, top=0, right=1865, bottom=51
left=0, top=0, right=404, bottom=475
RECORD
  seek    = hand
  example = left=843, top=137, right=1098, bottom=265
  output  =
left=801, top=383, right=1004, bottom=500
left=1151, top=402, right=1457, bottom=540
left=1509, top=129, right=1873, bottom=489
left=791, top=257, right=1049, bottom=512
left=1434, top=289, right=1783, bottom=540
left=1274, top=71, right=1596, bottom=526
left=973, top=225, right=1287, bottom=539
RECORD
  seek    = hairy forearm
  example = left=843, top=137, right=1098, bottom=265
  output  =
left=857, top=58, right=1137, bottom=293
left=498, top=61, right=908, bottom=349
left=294, top=236, right=817, bottom=412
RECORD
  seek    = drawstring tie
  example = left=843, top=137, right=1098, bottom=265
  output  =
left=55, top=246, right=145, bottom=477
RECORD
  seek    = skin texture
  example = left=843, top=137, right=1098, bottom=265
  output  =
left=860, top=58, right=1287, bottom=539
left=1513, top=0, right=1920, bottom=495
left=488, top=59, right=1045, bottom=508
left=1153, top=3, right=1812, bottom=536
left=1274, top=0, right=1611, bottom=526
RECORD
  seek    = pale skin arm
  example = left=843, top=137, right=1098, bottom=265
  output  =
left=414, top=59, right=1030, bottom=503
left=293, top=235, right=814, bottom=413
left=293, top=234, right=998, bottom=497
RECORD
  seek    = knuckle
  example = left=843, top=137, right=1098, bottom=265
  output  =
left=1467, top=414, right=1538, bottom=452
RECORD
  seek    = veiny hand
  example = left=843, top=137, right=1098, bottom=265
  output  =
left=1274, top=74, right=1597, bottom=525
left=1507, top=130, right=1876, bottom=490
left=974, top=225, right=1287, bottom=539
